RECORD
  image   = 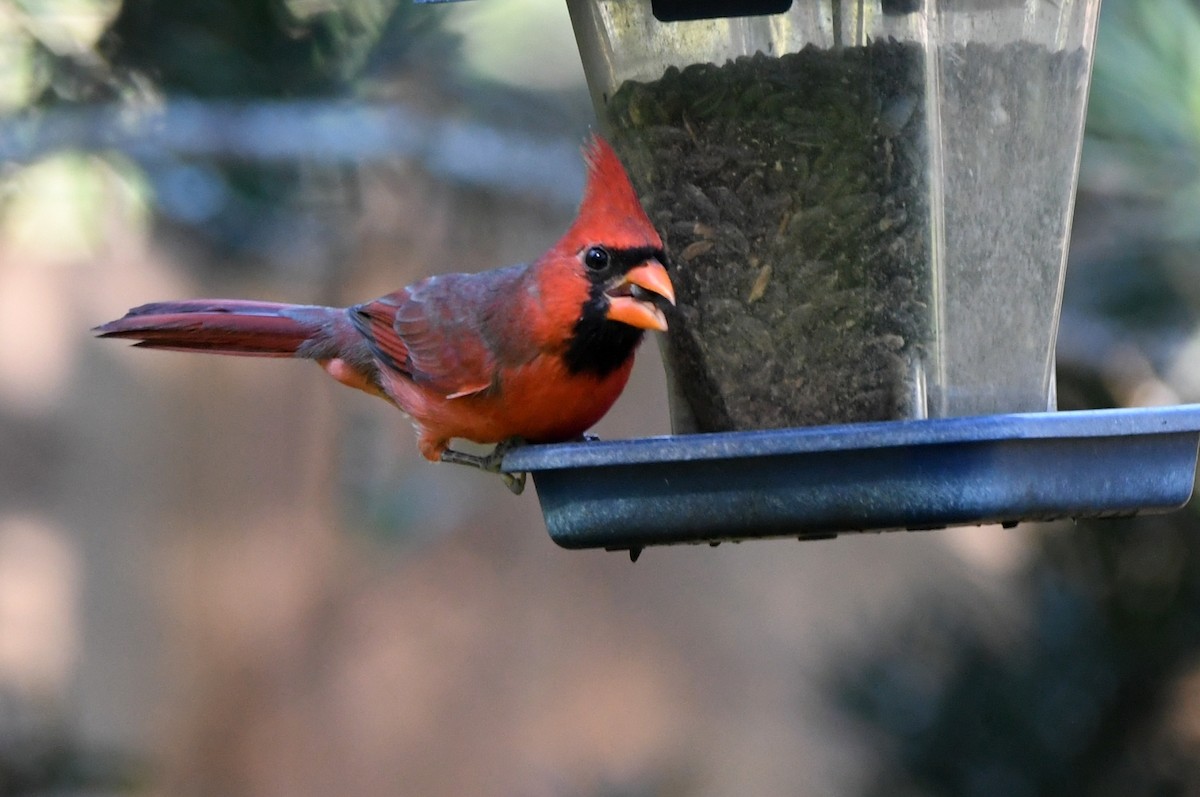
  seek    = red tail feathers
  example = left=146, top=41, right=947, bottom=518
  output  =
left=94, top=300, right=337, bottom=357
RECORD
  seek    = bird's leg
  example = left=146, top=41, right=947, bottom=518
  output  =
left=439, top=437, right=527, bottom=495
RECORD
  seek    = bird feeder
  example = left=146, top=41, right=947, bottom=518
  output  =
left=567, top=0, right=1093, bottom=430
left=464, top=0, right=1200, bottom=555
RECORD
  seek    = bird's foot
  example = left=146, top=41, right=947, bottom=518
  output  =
left=440, top=437, right=527, bottom=495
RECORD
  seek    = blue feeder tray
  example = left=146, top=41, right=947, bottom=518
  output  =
left=500, top=406, right=1200, bottom=557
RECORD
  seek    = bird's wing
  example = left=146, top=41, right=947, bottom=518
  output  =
left=350, top=267, right=533, bottom=399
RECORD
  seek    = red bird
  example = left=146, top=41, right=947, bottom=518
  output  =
left=96, top=136, right=674, bottom=493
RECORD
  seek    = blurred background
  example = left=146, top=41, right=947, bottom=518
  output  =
left=2, top=0, right=1200, bottom=794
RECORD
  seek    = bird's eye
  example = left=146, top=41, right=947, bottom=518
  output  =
left=584, top=246, right=610, bottom=271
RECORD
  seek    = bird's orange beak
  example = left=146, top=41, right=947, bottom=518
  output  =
left=605, top=261, right=676, bottom=332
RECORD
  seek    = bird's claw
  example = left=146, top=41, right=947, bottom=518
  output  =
left=440, top=437, right=527, bottom=495
left=491, top=438, right=528, bottom=494
left=500, top=470, right=527, bottom=495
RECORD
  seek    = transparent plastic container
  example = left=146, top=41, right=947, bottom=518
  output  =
left=566, top=0, right=1102, bottom=433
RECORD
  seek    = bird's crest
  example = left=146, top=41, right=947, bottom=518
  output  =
left=566, top=135, right=662, bottom=251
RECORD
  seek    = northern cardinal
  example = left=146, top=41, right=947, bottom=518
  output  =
left=96, top=136, right=674, bottom=493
